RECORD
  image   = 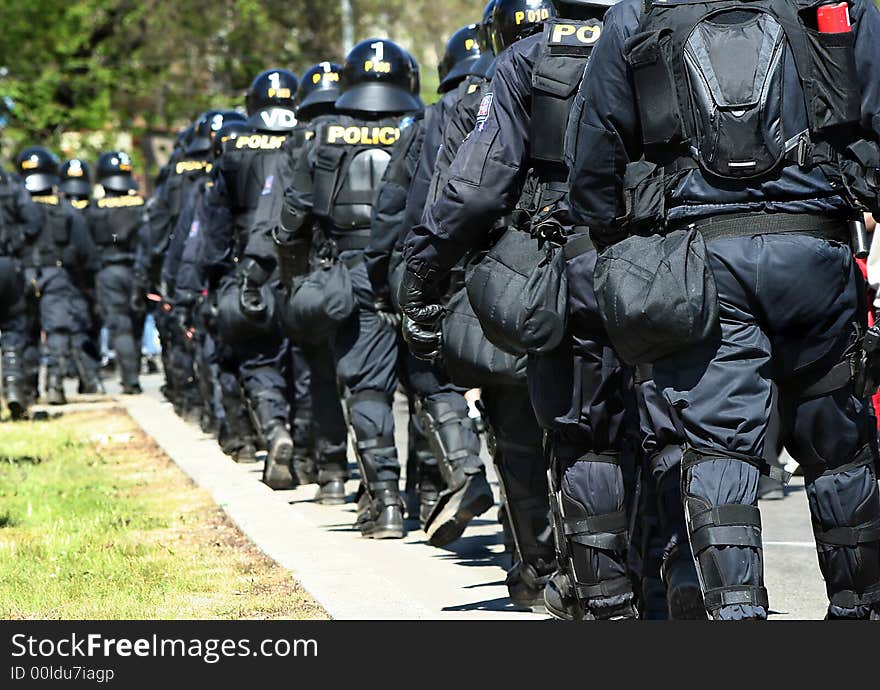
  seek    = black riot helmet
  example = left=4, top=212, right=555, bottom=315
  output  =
left=439, top=24, right=483, bottom=93
left=97, top=150, right=139, bottom=193
left=407, top=52, right=423, bottom=105
left=59, top=158, right=92, bottom=198
left=246, top=69, right=299, bottom=132
left=473, top=2, right=497, bottom=76
left=336, top=38, right=423, bottom=115
left=16, top=146, right=60, bottom=194
left=553, top=0, right=618, bottom=19
left=296, top=62, right=343, bottom=120
left=186, top=111, right=223, bottom=155
left=212, top=121, right=252, bottom=159
left=491, top=0, right=557, bottom=53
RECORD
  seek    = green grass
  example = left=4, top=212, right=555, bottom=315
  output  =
left=0, top=410, right=327, bottom=620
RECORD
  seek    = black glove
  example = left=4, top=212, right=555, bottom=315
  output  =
left=398, top=269, right=443, bottom=362
left=373, top=296, right=400, bottom=331
left=238, top=259, right=270, bottom=322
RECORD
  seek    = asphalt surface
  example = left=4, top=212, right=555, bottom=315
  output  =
left=51, top=370, right=827, bottom=620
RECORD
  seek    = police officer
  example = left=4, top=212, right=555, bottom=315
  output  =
left=16, top=146, right=99, bottom=405
left=209, top=72, right=306, bottom=489
left=192, top=119, right=258, bottom=460
left=278, top=39, right=491, bottom=541
left=364, top=27, right=498, bottom=533
left=0, top=163, right=41, bottom=418
left=59, top=159, right=92, bottom=211
left=157, top=114, right=220, bottom=421
left=59, top=158, right=104, bottom=395
left=87, top=151, right=147, bottom=394
left=244, top=62, right=351, bottom=501
left=569, top=0, right=880, bottom=620
left=401, top=0, right=654, bottom=620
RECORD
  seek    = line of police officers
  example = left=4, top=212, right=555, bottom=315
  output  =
left=2, top=0, right=878, bottom=621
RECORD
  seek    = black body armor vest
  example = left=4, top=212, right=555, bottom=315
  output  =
left=89, top=194, right=145, bottom=265
left=312, top=115, right=404, bottom=245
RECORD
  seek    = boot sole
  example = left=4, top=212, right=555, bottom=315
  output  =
left=368, top=528, right=405, bottom=539
left=263, top=437, right=295, bottom=490
left=233, top=455, right=260, bottom=465
left=426, top=489, right=494, bottom=548
left=317, top=496, right=347, bottom=506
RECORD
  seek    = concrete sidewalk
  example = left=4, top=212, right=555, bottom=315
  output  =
left=62, top=373, right=827, bottom=620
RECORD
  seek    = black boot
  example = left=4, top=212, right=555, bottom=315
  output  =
left=291, top=412, right=318, bottom=485
left=417, top=397, right=493, bottom=547
left=424, top=471, right=494, bottom=547
left=417, top=462, right=443, bottom=531
left=315, top=443, right=349, bottom=504
left=506, top=558, right=556, bottom=610
left=263, top=422, right=295, bottom=490
left=45, top=372, right=67, bottom=406
left=356, top=481, right=405, bottom=539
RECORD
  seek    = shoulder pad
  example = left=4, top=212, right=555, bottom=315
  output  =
left=544, top=20, right=603, bottom=51
left=97, top=195, right=146, bottom=209
left=234, top=134, right=287, bottom=151
left=32, top=194, right=59, bottom=206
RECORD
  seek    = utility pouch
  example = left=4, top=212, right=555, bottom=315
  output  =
left=594, top=228, right=719, bottom=365
left=466, top=227, right=567, bottom=356
left=280, top=258, right=355, bottom=344
left=625, top=29, right=685, bottom=148
left=442, top=286, right=528, bottom=388
left=623, top=160, right=667, bottom=231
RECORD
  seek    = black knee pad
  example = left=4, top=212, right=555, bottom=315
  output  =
left=417, top=395, right=483, bottom=489
left=681, top=448, right=767, bottom=620
left=804, top=445, right=880, bottom=618
left=551, top=450, right=635, bottom=619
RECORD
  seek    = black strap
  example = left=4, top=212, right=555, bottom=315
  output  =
left=813, top=522, right=880, bottom=548
left=790, top=358, right=855, bottom=401
left=676, top=212, right=849, bottom=244
left=331, top=230, right=372, bottom=253
left=575, top=575, right=633, bottom=601
left=684, top=447, right=792, bottom=484
left=689, top=505, right=762, bottom=533
left=703, top=585, right=769, bottom=613
left=565, top=510, right=629, bottom=552
left=830, top=583, right=880, bottom=610
left=801, top=445, right=876, bottom=482
left=356, top=434, right=396, bottom=454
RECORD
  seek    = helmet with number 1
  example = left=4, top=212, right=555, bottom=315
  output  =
left=59, top=158, right=92, bottom=197
left=246, top=69, right=299, bottom=132
left=297, top=62, right=343, bottom=120
left=336, top=38, right=422, bottom=114
left=439, top=24, right=483, bottom=93
left=491, top=0, right=557, bottom=53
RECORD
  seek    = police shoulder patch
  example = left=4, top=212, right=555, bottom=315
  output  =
left=262, top=174, right=275, bottom=196
left=475, top=93, right=493, bottom=132
left=546, top=20, right=602, bottom=49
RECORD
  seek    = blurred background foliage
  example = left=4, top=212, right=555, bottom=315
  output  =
left=0, top=0, right=483, bottom=174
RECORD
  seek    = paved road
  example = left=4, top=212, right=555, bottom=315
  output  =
left=57, top=372, right=827, bottom=620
